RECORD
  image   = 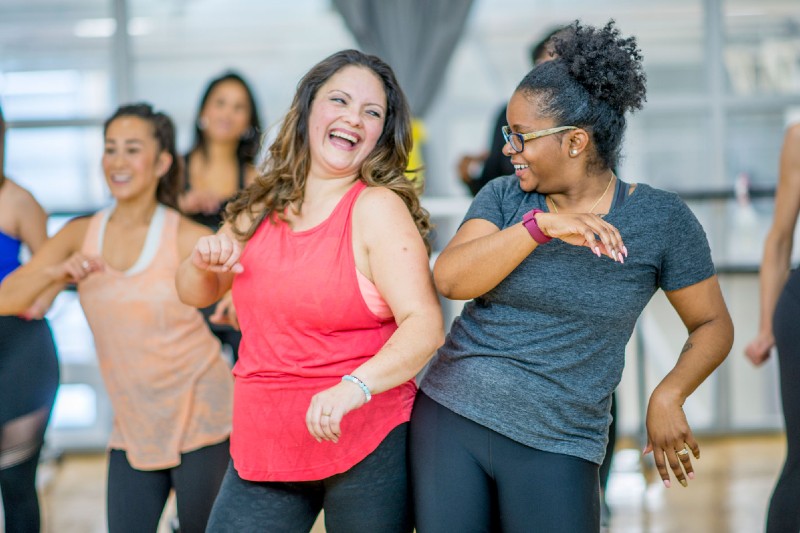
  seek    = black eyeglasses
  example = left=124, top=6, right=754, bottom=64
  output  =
left=502, top=125, right=577, bottom=153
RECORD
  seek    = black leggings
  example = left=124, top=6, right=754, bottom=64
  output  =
left=107, top=439, right=229, bottom=533
left=0, top=316, right=59, bottom=533
left=767, top=268, right=800, bottom=533
left=410, top=391, right=599, bottom=533
left=206, top=424, right=412, bottom=533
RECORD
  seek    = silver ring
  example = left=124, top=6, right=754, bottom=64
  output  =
left=81, top=260, right=90, bottom=270
left=676, top=448, right=690, bottom=457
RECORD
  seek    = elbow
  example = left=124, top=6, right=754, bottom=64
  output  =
left=433, top=263, right=472, bottom=301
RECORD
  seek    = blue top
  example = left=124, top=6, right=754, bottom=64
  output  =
left=420, top=176, right=716, bottom=465
left=0, top=229, right=21, bottom=283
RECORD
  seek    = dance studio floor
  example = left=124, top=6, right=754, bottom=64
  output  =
left=25, top=433, right=784, bottom=532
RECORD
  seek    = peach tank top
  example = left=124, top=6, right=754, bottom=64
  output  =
left=78, top=205, right=233, bottom=470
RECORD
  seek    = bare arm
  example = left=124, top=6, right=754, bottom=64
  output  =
left=746, top=124, right=800, bottom=365
left=306, top=187, right=444, bottom=442
left=434, top=211, right=626, bottom=300
left=175, top=220, right=242, bottom=308
left=0, top=217, right=93, bottom=315
left=644, top=276, right=733, bottom=488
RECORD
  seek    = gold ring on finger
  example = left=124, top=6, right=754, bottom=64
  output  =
left=676, top=448, right=690, bottom=457
left=321, top=412, right=332, bottom=417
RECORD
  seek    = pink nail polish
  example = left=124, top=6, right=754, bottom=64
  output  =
left=688, top=472, right=695, bottom=480
left=618, top=253, right=624, bottom=264
left=663, top=479, right=671, bottom=488
left=623, top=245, right=628, bottom=257
left=594, top=247, right=601, bottom=257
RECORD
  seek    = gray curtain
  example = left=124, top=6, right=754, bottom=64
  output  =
left=332, top=0, right=474, bottom=118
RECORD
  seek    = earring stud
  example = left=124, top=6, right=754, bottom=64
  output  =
left=570, top=149, right=578, bottom=156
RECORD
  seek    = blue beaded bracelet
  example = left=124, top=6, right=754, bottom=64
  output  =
left=342, top=374, right=372, bottom=403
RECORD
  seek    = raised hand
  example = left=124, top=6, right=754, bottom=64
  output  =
left=535, top=212, right=627, bottom=263
left=191, top=232, right=244, bottom=274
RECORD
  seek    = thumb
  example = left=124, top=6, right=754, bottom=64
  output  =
left=642, top=441, right=653, bottom=455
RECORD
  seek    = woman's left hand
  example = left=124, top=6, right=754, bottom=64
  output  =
left=643, top=388, right=701, bottom=488
left=209, top=291, right=239, bottom=330
left=305, top=381, right=368, bottom=443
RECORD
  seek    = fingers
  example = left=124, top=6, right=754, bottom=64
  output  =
left=305, top=402, right=342, bottom=444
left=63, top=254, right=103, bottom=283
left=192, top=234, right=244, bottom=273
left=648, top=440, right=700, bottom=488
left=580, top=216, right=626, bottom=263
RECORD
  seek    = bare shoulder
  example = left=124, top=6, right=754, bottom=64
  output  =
left=176, top=214, right=214, bottom=259
left=355, top=186, right=410, bottom=223
left=177, top=214, right=214, bottom=241
left=4, top=179, right=42, bottom=211
left=786, top=122, right=800, bottom=143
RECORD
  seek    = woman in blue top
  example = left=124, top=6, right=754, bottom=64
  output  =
left=0, top=104, right=60, bottom=533
left=410, top=21, right=734, bottom=532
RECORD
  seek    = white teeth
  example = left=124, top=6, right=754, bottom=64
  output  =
left=331, top=131, right=357, bottom=144
left=514, top=164, right=528, bottom=170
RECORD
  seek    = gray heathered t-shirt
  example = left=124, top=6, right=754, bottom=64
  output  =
left=420, top=175, right=716, bottom=465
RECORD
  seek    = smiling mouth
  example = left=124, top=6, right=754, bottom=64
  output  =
left=330, top=130, right=359, bottom=146
left=110, top=174, right=132, bottom=183
left=514, top=164, right=528, bottom=171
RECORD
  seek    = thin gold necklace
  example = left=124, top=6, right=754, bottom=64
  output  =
left=548, top=174, right=615, bottom=215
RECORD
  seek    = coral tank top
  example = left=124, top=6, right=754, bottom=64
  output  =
left=230, top=180, right=416, bottom=481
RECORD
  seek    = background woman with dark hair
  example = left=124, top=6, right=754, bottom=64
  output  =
left=180, top=71, right=262, bottom=228
left=176, top=49, right=443, bottom=532
left=0, top=103, right=233, bottom=533
left=411, top=20, right=734, bottom=532
left=0, top=103, right=60, bottom=533
left=179, top=71, right=263, bottom=363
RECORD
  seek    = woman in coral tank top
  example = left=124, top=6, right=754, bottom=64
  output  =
left=176, top=49, right=444, bottom=532
left=0, top=103, right=233, bottom=533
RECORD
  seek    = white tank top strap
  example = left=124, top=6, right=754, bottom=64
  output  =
left=97, top=203, right=167, bottom=276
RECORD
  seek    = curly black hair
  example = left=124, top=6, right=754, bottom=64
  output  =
left=517, top=20, right=647, bottom=172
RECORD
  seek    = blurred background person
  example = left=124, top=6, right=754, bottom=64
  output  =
left=456, top=26, right=566, bottom=197
left=745, top=121, right=800, bottom=533
left=180, top=71, right=263, bottom=365
left=0, top=103, right=60, bottom=533
left=0, top=103, right=233, bottom=533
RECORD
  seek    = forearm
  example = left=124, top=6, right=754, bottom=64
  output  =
left=434, top=224, right=536, bottom=300
left=348, top=310, right=445, bottom=396
left=0, top=266, right=63, bottom=315
left=756, top=231, right=793, bottom=335
left=653, top=314, right=734, bottom=403
left=175, top=258, right=228, bottom=308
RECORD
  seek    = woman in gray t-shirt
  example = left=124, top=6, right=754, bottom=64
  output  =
left=410, top=20, right=734, bottom=532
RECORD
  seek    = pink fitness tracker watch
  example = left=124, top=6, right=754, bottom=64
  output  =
left=522, top=209, right=552, bottom=244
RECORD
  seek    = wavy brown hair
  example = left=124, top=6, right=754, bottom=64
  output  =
left=224, top=49, right=431, bottom=252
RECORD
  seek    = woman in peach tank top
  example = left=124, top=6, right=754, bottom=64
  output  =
left=176, top=50, right=444, bottom=532
left=0, top=104, right=233, bottom=533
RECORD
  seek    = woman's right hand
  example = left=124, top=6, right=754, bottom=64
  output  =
left=51, top=252, right=104, bottom=283
left=535, top=212, right=627, bottom=263
left=191, top=233, right=244, bottom=274
left=745, top=332, right=774, bottom=366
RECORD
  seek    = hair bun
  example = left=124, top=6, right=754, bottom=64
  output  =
left=553, top=20, right=647, bottom=115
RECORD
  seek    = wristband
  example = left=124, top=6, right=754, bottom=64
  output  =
left=522, top=209, right=552, bottom=244
left=342, top=374, right=372, bottom=403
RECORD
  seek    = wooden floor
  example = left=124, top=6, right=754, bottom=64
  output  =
left=18, top=434, right=786, bottom=532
